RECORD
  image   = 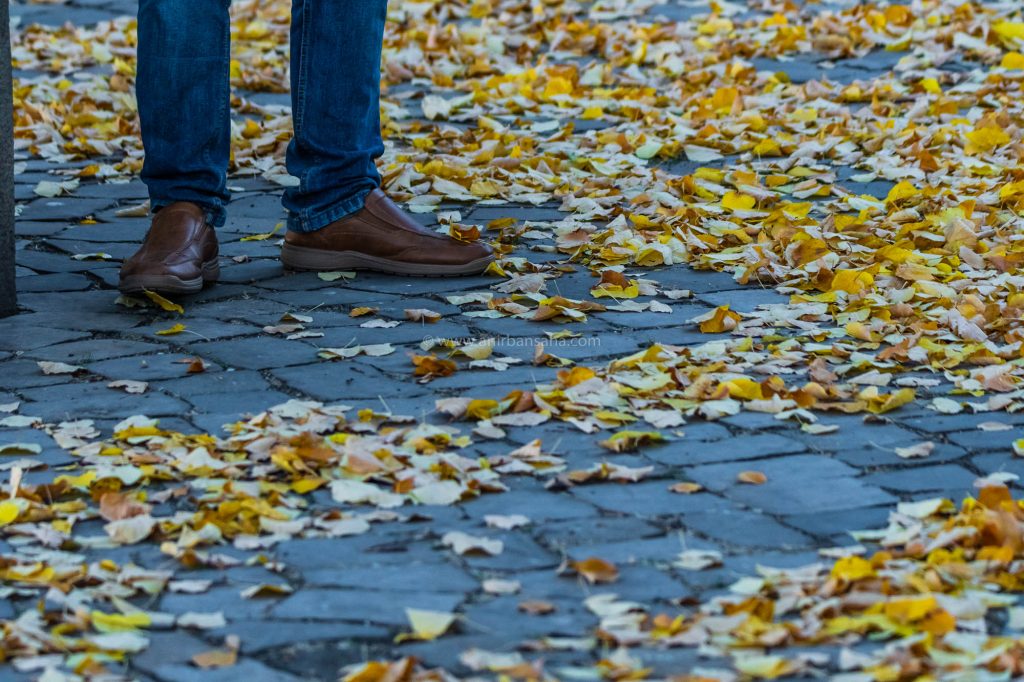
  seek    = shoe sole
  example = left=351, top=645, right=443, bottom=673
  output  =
left=119, top=260, right=220, bottom=296
left=280, top=243, right=493, bottom=277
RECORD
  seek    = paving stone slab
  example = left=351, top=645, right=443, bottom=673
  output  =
left=12, top=272, right=94, bottom=292
left=645, top=431, right=805, bottom=466
left=218, top=620, right=389, bottom=654
left=570, top=479, right=731, bottom=518
left=947, top=429, right=1016, bottom=453
left=680, top=509, right=814, bottom=549
left=462, top=488, right=597, bottom=521
left=834, top=440, right=968, bottom=468
left=18, top=381, right=191, bottom=422
left=271, top=588, right=463, bottom=625
left=783, top=505, right=894, bottom=540
left=189, top=336, right=321, bottom=371
left=860, top=464, right=979, bottom=495
left=688, top=455, right=896, bottom=514
left=302, top=561, right=477, bottom=593
left=26, top=337, right=165, bottom=363
left=0, top=323, right=91, bottom=351
left=0, top=357, right=93, bottom=390
left=270, top=361, right=409, bottom=402
left=538, top=515, right=662, bottom=548
left=85, top=353, right=224, bottom=382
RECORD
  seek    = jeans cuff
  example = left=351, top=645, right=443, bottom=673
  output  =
left=151, top=199, right=227, bottom=228
left=286, top=188, right=372, bottom=233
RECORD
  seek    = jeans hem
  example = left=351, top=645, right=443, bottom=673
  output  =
left=151, top=198, right=227, bottom=228
left=286, top=188, right=372, bottom=233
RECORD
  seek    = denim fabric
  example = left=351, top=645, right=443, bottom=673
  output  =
left=136, top=0, right=387, bottom=232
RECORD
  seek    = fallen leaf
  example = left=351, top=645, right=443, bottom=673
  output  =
left=441, top=531, right=503, bottom=556
left=396, top=608, right=456, bottom=642
left=38, top=361, right=82, bottom=375
left=144, top=290, right=184, bottom=314
left=518, top=600, right=556, bottom=615
left=570, top=557, right=619, bottom=584
left=737, top=471, right=767, bottom=485
left=108, top=380, right=149, bottom=394
left=895, top=441, right=935, bottom=459
left=405, top=308, right=442, bottom=323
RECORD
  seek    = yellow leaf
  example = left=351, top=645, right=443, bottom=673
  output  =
left=155, top=323, right=186, bottom=336
left=830, top=269, right=874, bottom=295
left=721, top=191, right=756, bottom=211
left=0, top=500, right=21, bottom=526
left=290, top=478, right=326, bottom=494
left=590, top=280, right=639, bottom=299
left=965, top=127, right=1010, bottom=154
left=845, top=322, right=876, bottom=342
left=831, top=556, right=875, bottom=582
left=696, top=305, right=741, bottom=333
left=144, top=290, right=184, bottom=314
left=752, top=138, right=781, bottom=156
left=396, top=609, right=456, bottom=642
left=721, top=377, right=764, bottom=401
left=599, top=430, right=664, bottom=452
left=883, top=596, right=936, bottom=624
left=542, top=76, right=574, bottom=99
left=91, top=611, right=152, bottom=633
left=869, top=388, right=916, bottom=414
left=54, top=470, right=97, bottom=490
left=993, top=21, right=1024, bottom=45
left=885, top=180, right=917, bottom=204
left=1002, top=52, right=1024, bottom=69
left=240, top=223, right=283, bottom=242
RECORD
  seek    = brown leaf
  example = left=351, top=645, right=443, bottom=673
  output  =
left=191, top=648, right=237, bottom=669
left=737, top=471, right=767, bottom=485
left=412, top=354, right=457, bottom=380
left=98, top=491, right=150, bottom=522
left=570, top=557, right=619, bottom=584
left=405, top=308, right=442, bottom=323
left=518, top=600, right=557, bottom=615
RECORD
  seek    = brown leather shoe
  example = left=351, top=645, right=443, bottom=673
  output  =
left=119, top=202, right=220, bottom=295
left=281, top=189, right=494, bottom=276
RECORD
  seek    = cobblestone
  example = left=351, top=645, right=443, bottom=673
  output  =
left=1, top=1, right=1020, bottom=679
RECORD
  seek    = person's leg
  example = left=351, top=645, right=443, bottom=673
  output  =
left=284, top=0, right=387, bottom=233
left=280, top=0, right=493, bottom=276
left=136, top=0, right=232, bottom=227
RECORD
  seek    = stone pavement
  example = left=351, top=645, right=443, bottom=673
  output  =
left=3, top=1, right=1024, bottom=680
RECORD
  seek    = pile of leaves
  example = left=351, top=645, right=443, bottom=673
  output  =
left=346, top=479, right=1024, bottom=681
left=0, top=399, right=565, bottom=673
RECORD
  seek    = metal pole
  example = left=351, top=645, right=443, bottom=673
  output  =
left=0, top=0, right=15, bottom=317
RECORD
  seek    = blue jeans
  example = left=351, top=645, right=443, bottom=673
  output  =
left=136, top=0, right=386, bottom=232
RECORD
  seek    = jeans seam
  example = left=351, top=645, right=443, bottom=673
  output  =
left=199, top=10, right=230, bottom=175
left=294, top=4, right=316, bottom=193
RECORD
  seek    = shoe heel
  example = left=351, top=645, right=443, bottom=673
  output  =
left=202, top=260, right=220, bottom=283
